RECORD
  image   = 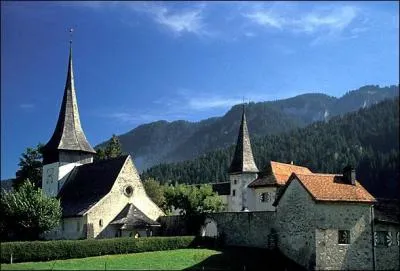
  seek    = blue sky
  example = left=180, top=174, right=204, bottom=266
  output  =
left=1, top=1, right=399, bottom=179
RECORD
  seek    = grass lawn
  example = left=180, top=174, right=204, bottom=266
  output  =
left=1, top=247, right=305, bottom=270
left=1, top=249, right=220, bottom=270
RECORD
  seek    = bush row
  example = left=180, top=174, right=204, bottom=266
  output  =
left=1, top=236, right=196, bottom=263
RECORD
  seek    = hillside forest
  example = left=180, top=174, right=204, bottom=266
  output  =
left=141, top=98, right=399, bottom=199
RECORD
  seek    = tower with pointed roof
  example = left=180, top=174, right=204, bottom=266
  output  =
left=42, top=42, right=96, bottom=197
left=228, top=104, right=259, bottom=211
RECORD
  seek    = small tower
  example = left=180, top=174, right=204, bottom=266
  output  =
left=41, top=40, right=96, bottom=197
left=228, top=104, right=259, bottom=211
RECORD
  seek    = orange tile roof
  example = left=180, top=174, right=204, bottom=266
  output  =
left=270, top=161, right=312, bottom=185
left=291, top=173, right=376, bottom=203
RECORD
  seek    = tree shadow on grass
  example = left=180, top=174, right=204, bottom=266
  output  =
left=184, top=247, right=307, bottom=271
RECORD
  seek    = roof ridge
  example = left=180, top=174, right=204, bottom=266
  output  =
left=270, top=161, right=310, bottom=168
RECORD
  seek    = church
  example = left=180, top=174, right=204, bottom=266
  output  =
left=41, top=43, right=164, bottom=240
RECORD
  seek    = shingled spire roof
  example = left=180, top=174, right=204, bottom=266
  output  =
left=228, top=105, right=259, bottom=174
left=42, top=42, right=95, bottom=155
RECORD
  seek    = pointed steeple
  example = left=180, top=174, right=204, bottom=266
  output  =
left=42, top=41, right=95, bottom=163
left=228, top=104, right=259, bottom=174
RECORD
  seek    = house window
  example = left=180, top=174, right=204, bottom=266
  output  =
left=375, top=231, right=392, bottom=247
left=338, top=230, right=350, bottom=244
left=260, top=192, right=270, bottom=202
left=232, top=189, right=236, bottom=196
left=99, top=219, right=103, bottom=227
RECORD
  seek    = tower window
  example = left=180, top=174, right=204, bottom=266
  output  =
left=234, top=180, right=237, bottom=185
left=338, top=230, right=350, bottom=244
left=232, top=189, right=236, bottom=196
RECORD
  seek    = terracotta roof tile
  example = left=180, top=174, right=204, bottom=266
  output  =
left=291, top=173, right=375, bottom=203
left=271, top=161, right=312, bottom=185
left=248, top=161, right=312, bottom=188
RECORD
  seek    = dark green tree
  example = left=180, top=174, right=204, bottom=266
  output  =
left=163, top=184, right=223, bottom=216
left=14, top=143, right=43, bottom=189
left=143, top=178, right=166, bottom=210
left=1, top=179, right=62, bottom=241
left=95, top=134, right=123, bottom=161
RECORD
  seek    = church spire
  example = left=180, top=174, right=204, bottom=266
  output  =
left=42, top=38, right=95, bottom=164
left=228, top=104, right=259, bottom=174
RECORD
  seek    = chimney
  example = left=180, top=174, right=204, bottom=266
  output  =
left=343, top=165, right=356, bottom=185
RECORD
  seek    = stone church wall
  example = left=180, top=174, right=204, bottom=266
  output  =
left=87, top=157, right=164, bottom=238
left=44, top=216, right=87, bottom=240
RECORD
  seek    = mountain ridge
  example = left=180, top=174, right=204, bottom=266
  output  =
left=96, top=84, right=399, bottom=171
left=142, top=97, right=400, bottom=199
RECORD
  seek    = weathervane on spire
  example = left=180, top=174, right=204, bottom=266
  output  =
left=69, top=28, right=74, bottom=44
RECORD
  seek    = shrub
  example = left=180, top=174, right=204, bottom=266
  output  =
left=1, top=236, right=196, bottom=263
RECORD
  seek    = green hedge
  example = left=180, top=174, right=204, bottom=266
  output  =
left=1, top=236, right=196, bottom=264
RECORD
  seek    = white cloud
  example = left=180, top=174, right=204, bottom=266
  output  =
left=244, top=11, right=283, bottom=29
left=293, top=6, right=358, bottom=34
left=128, top=2, right=209, bottom=37
left=243, top=4, right=361, bottom=45
left=188, top=97, right=242, bottom=110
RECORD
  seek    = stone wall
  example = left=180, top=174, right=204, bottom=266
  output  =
left=209, top=212, right=277, bottom=248
left=276, top=179, right=316, bottom=269
left=159, top=211, right=277, bottom=248
left=314, top=203, right=373, bottom=270
left=374, top=222, right=400, bottom=270
left=276, top=178, right=374, bottom=270
left=252, top=187, right=277, bottom=211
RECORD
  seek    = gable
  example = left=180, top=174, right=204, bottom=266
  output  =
left=58, top=155, right=128, bottom=217
left=278, top=178, right=313, bottom=205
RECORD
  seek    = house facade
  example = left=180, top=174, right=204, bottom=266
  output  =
left=42, top=42, right=164, bottom=240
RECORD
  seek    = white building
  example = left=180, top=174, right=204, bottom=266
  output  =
left=41, top=42, right=164, bottom=240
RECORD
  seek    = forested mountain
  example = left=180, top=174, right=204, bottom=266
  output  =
left=96, top=85, right=398, bottom=171
left=141, top=98, right=399, bottom=199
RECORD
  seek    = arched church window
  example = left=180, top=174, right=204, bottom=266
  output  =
left=99, top=219, right=103, bottom=227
